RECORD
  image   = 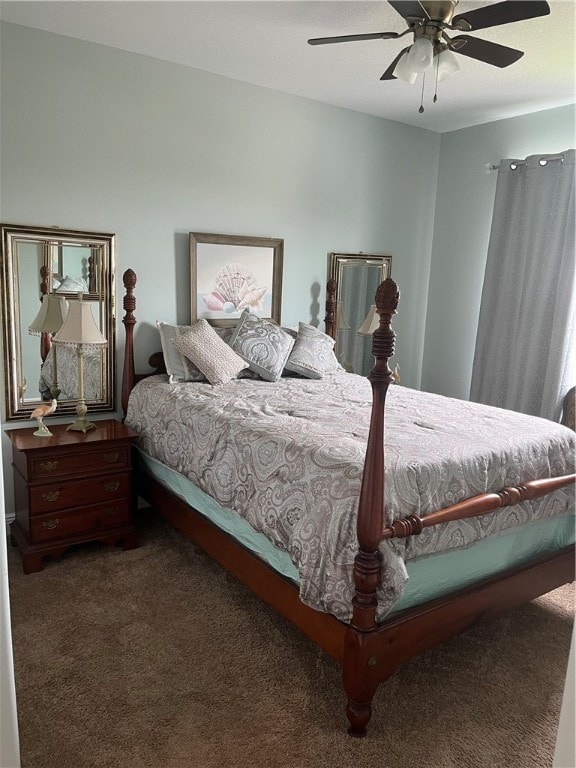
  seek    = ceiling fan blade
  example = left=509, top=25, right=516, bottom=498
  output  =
left=451, top=35, right=524, bottom=67
left=380, top=47, right=411, bottom=80
left=452, top=1, right=550, bottom=31
left=387, top=1, right=429, bottom=20
left=308, top=31, right=400, bottom=45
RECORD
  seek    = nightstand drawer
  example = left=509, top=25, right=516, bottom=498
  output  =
left=28, top=445, right=130, bottom=482
left=7, top=420, right=139, bottom=573
left=30, top=500, right=132, bottom=543
left=29, top=473, right=131, bottom=514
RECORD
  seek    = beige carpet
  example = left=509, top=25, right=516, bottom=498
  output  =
left=7, top=510, right=575, bottom=768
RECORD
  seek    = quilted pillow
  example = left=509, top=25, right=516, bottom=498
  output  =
left=171, top=320, right=248, bottom=385
left=157, top=322, right=237, bottom=383
left=229, top=310, right=294, bottom=382
left=284, top=322, right=339, bottom=380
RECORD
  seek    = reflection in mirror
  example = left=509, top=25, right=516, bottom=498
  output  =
left=326, top=253, right=392, bottom=376
left=1, top=224, right=116, bottom=420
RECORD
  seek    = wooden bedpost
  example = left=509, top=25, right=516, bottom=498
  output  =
left=88, top=252, right=96, bottom=293
left=325, top=278, right=337, bottom=339
left=39, top=263, right=51, bottom=362
left=122, top=269, right=137, bottom=417
left=343, top=277, right=399, bottom=737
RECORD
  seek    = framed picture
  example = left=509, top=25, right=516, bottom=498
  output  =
left=190, top=232, right=284, bottom=326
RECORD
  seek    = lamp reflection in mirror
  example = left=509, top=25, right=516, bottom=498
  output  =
left=52, top=294, right=107, bottom=432
left=28, top=293, right=68, bottom=400
left=336, top=301, right=351, bottom=331
left=357, top=305, right=379, bottom=336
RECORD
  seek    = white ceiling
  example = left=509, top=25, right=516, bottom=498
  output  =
left=1, top=0, right=574, bottom=133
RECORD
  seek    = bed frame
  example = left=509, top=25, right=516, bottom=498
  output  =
left=121, top=268, right=575, bottom=736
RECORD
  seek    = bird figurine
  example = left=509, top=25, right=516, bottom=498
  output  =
left=30, top=399, right=57, bottom=437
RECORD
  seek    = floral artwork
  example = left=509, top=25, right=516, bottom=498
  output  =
left=203, top=263, right=267, bottom=314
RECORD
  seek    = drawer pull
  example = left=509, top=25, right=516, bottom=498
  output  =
left=103, top=452, right=120, bottom=464
left=105, top=507, right=119, bottom=517
left=42, top=519, right=60, bottom=530
left=104, top=481, right=120, bottom=492
left=42, top=490, right=60, bottom=503
left=39, top=460, right=59, bottom=473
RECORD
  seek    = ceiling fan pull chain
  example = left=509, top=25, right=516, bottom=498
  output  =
left=419, top=71, right=426, bottom=113
left=433, top=56, right=439, bottom=103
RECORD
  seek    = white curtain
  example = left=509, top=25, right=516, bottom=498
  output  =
left=470, top=149, right=575, bottom=421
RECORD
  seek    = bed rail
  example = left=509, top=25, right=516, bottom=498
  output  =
left=381, top=474, right=576, bottom=540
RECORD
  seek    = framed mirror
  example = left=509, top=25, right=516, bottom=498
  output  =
left=1, top=224, right=116, bottom=420
left=326, top=252, right=392, bottom=376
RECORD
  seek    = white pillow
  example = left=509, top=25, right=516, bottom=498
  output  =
left=172, top=320, right=248, bottom=385
left=157, top=322, right=206, bottom=383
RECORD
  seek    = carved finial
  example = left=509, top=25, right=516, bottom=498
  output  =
left=123, top=269, right=137, bottom=291
left=122, top=269, right=137, bottom=319
left=375, top=278, right=399, bottom=315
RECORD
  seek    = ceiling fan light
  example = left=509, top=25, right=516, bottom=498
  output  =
left=405, top=37, right=434, bottom=74
left=392, top=52, right=418, bottom=84
left=436, top=48, right=461, bottom=82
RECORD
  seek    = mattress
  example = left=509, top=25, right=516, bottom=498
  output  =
left=126, top=372, right=575, bottom=620
left=137, top=448, right=575, bottom=621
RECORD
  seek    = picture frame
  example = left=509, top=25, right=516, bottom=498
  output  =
left=190, top=232, right=284, bottom=326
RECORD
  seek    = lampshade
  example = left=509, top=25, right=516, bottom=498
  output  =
left=52, top=295, right=106, bottom=432
left=392, top=52, right=418, bottom=84
left=337, top=301, right=351, bottom=331
left=394, top=37, right=450, bottom=84
left=52, top=295, right=107, bottom=347
left=436, top=48, right=460, bottom=82
left=357, top=305, right=379, bottom=335
left=28, top=294, right=68, bottom=335
left=405, top=37, right=434, bottom=74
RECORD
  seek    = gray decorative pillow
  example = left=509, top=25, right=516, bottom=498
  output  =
left=229, top=310, right=294, bottom=382
left=284, top=322, right=339, bottom=380
left=171, top=320, right=248, bottom=385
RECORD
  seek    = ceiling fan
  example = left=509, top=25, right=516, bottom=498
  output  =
left=308, top=1, right=550, bottom=85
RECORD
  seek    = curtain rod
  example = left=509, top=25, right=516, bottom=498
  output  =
left=484, top=152, right=565, bottom=173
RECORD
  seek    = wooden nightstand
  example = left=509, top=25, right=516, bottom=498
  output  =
left=7, top=419, right=139, bottom=573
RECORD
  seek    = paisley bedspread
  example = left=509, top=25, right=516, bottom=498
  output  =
left=126, top=372, right=575, bottom=620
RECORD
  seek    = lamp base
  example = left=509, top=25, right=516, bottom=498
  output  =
left=67, top=418, right=97, bottom=433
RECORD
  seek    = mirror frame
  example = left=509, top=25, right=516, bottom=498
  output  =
left=326, top=252, right=392, bottom=371
left=1, top=223, right=116, bottom=420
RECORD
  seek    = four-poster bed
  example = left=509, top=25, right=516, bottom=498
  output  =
left=120, top=268, right=575, bottom=736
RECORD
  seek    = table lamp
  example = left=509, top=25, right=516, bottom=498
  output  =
left=52, top=294, right=107, bottom=432
left=357, top=305, right=379, bottom=336
left=28, top=293, right=68, bottom=399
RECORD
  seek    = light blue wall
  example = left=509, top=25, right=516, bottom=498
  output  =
left=0, top=22, right=439, bottom=384
left=423, top=105, right=576, bottom=400
left=2, top=22, right=572, bottom=517
left=0, top=22, right=440, bottom=515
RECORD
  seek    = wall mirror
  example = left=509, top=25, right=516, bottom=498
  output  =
left=326, top=252, right=392, bottom=376
left=1, top=224, right=116, bottom=420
